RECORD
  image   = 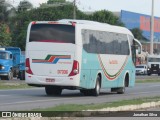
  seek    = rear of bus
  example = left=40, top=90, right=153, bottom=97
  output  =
left=25, top=21, right=80, bottom=89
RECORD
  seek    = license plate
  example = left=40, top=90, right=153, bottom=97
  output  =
left=46, top=78, right=55, bottom=82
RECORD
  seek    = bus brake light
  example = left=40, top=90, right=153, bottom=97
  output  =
left=26, top=58, right=33, bottom=75
left=69, top=60, right=79, bottom=76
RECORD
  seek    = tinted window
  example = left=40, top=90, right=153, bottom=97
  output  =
left=82, top=29, right=129, bottom=55
left=29, top=24, right=75, bottom=44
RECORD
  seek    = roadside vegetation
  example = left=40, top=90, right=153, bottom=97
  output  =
left=33, top=96, right=160, bottom=111
left=136, top=79, right=160, bottom=83
left=0, top=80, right=33, bottom=89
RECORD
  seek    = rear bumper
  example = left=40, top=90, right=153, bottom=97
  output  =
left=25, top=73, right=80, bottom=87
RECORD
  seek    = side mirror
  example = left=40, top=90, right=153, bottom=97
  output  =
left=134, top=39, right=142, bottom=55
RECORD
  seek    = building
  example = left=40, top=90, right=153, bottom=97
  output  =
left=120, top=10, right=160, bottom=54
left=121, top=10, right=160, bottom=42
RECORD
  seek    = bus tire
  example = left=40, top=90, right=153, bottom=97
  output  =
left=117, top=87, right=125, bottom=94
left=45, top=86, right=62, bottom=96
left=117, top=75, right=127, bottom=94
left=80, top=89, right=92, bottom=96
left=92, top=76, right=101, bottom=96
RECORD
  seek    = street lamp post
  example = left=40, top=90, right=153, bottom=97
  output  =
left=150, top=0, right=154, bottom=55
left=73, top=0, right=76, bottom=19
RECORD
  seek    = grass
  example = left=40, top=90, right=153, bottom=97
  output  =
left=136, top=79, right=160, bottom=83
left=0, top=81, right=33, bottom=89
left=33, top=96, right=160, bottom=111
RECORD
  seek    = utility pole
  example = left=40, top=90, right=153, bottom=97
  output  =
left=150, top=0, right=154, bottom=55
left=73, top=0, right=76, bottom=19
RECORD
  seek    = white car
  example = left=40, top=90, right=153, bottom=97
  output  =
left=136, top=64, right=148, bottom=75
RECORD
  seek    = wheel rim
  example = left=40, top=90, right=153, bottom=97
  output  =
left=96, top=81, right=100, bottom=94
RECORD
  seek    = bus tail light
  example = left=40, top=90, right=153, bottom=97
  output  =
left=69, top=60, right=79, bottom=76
left=26, top=58, right=33, bottom=75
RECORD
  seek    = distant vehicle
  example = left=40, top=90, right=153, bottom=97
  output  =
left=0, top=47, right=25, bottom=80
left=25, top=19, right=141, bottom=96
left=147, top=55, right=160, bottom=76
left=136, top=64, right=147, bottom=75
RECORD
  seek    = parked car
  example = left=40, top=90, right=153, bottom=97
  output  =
left=136, top=64, right=148, bottom=75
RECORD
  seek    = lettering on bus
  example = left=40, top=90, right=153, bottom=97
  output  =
left=57, top=70, right=68, bottom=74
left=109, top=60, right=118, bottom=64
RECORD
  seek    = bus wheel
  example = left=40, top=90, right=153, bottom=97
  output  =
left=80, top=89, right=92, bottom=96
left=117, top=87, right=125, bottom=94
left=45, top=86, right=62, bottom=96
left=117, top=77, right=127, bottom=94
left=92, top=76, right=101, bottom=96
left=80, top=89, right=86, bottom=94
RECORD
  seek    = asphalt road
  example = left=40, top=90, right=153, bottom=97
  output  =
left=0, top=82, right=160, bottom=111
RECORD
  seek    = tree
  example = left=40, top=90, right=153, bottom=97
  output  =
left=130, top=28, right=144, bottom=40
left=47, top=0, right=66, bottom=4
left=17, top=0, right=33, bottom=13
left=89, top=10, right=124, bottom=26
left=0, top=0, right=13, bottom=22
left=0, top=23, right=11, bottom=46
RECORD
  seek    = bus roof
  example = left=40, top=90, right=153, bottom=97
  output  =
left=58, top=19, right=133, bottom=36
left=31, top=19, right=134, bottom=36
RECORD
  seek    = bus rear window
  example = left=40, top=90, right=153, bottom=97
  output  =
left=29, top=24, right=75, bottom=44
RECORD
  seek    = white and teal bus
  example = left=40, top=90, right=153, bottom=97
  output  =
left=25, top=19, right=140, bottom=96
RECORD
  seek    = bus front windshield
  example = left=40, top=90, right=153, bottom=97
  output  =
left=29, top=24, right=75, bottom=44
left=0, top=52, right=10, bottom=60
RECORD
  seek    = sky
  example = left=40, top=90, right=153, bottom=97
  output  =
left=10, top=0, right=160, bottom=17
